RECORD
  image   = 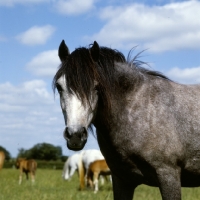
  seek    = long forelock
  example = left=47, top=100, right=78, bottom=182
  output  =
left=54, top=48, right=98, bottom=106
left=53, top=46, right=128, bottom=111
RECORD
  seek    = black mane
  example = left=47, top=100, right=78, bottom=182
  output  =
left=53, top=46, right=126, bottom=109
left=53, top=45, right=169, bottom=110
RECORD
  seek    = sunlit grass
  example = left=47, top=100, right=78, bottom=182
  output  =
left=0, top=168, right=200, bottom=199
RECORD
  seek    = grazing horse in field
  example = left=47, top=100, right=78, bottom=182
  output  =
left=62, top=149, right=105, bottom=190
left=53, top=40, right=200, bottom=200
left=87, top=159, right=111, bottom=193
left=15, top=158, right=37, bottom=184
left=0, top=151, right=5, bottom=171
left=79, top=149, right=105, bottom=190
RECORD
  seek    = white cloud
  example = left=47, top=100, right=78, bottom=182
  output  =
left=0, top=80, right=52, bottom=106
left=166, top=66, right=200, bottom=84
left=0, top=35, right=7, bottom=42
left=0, top=80, right=64, bottom=156
left=0, top=80, right=60, bottom=126
left=0, top=0, right=50, bottom=7
left=54, top=0, right=96, bottom=15
left=0, top=80, right=99, bottom=157
left=88, top=1, right=200, bottom=52
left=26, top=50, right=60, bottom=77
left=16, top=25, right=56, bottom=46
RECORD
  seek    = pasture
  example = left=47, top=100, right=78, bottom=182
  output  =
left=0, top=168, right=200, bottom=200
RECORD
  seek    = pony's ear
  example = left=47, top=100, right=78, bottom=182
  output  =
left=90, top=41, right=100, bottom=62
left=58, top=40, right=70, bottom=62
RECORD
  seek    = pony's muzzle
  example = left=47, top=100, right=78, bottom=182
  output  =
left=63, top=126, right=88, bottom=151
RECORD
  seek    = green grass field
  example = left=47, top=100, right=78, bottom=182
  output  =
left=1, top=168, right=200, bottom=200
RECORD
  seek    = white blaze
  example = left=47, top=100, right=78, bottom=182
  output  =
left=56, top=75, right=97, bottom=129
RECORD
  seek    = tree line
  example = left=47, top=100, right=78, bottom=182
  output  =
left=0, top=143, right=68, bottom=161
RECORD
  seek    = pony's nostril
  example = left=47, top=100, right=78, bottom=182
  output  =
left=64, top=126, right=88, bottom=141
left=64, top=127, right=72, bottom=139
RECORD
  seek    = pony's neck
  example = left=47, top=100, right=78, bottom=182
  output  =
left=93, top=63, right=145, bottom=131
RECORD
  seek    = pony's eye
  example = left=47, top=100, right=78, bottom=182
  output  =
left=56, top=84, right=62, bottom=93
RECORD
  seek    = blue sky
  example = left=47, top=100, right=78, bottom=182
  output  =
left=1, top=0, right=200, bottom=157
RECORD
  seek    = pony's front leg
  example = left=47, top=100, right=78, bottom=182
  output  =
left=19, top=173, right=22, bottom=184
left=30, top=172, right=35, bottom=184
left=157, top=167, right=181, bottom=200
left=19, top=168, right=23, bottom=184
left=112, top=174, right=136, bottom=200
left=99, top=175, right=104, bottom=185
left=93, top=172, right=99, bottom=193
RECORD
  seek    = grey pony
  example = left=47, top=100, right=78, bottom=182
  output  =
left=53, top=40, right=200, bottom=200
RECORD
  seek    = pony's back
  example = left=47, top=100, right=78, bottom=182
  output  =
left=89, top=159, right=110, bottom=175
left=82, top=149, right=104, bottom=170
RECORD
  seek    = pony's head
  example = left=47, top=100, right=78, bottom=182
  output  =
left=53, top=40, right=125, bottom=151
left=15, top=158, right=24, bottom=169
left=53, top=40, right=99, bottom=151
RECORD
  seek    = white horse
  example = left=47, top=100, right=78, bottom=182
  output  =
left=62, top=153, right=80, bottom=180
left=62, top=149, right=105, bottom=190
left=82, top=149, right=105, bottom=175
left=79, top=149, right=105, bottom=190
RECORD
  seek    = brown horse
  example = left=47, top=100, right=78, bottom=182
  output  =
left=15, top=158, right=37, bottom=184
left=0, top=151, right=5, bottom=171
left=87, top=159, right=111, bottom=193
